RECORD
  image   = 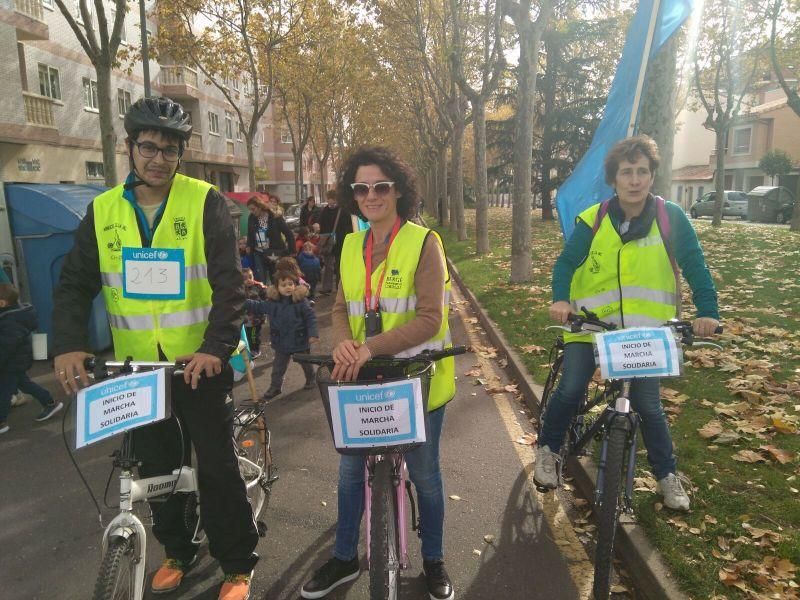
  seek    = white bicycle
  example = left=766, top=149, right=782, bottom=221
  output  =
left=73, top=358, right=276, bottom=600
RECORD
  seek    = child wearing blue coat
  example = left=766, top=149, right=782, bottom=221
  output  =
left=245, top=269, right=319, bottom=400
left=296, top=241, right=322, bottom=299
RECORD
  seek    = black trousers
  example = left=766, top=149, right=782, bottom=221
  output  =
left=132, top=367, right=259, bottom=574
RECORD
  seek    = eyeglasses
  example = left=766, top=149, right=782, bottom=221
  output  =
left=133, top=140, right=182, bottom=162
left=350, top=181, right=396, bottom=198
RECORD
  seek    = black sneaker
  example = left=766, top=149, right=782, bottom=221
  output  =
left=423, top=560, right=454, bottom=600
left=300, top=556, right=359, bottom=599
left=35, top=401, right=64, bottom=422
left=262, top=388, right=281, bottom=401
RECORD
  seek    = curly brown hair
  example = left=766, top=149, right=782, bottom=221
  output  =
left=604, top=135, right=661, bottom=186
left=336, top=146, right=419, bottom=220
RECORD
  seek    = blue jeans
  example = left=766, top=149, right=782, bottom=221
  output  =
left=334, top=406, right=447, bottom=562
left=539, top=343, right=676, bottom=480
left=0, top=371, right=54, bottom=422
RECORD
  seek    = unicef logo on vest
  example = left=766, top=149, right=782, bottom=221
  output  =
left=158, top=251, right=169, bottom=260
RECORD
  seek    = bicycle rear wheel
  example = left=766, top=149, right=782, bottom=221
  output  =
left=592, top=415, right=629, bottom=600
left=235, top=411, right=273, bottom=522
left=92, top=536, right=137, bottom=600
left=369, top=459, right=400, bottom=600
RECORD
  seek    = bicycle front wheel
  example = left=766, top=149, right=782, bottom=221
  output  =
left=92, top=536, right=138, bottom=600
left=593, top=415, right=630, bottom=600
left=369, top=459, right=400, bottom=600
left=236, top=412, right=273, bottom=521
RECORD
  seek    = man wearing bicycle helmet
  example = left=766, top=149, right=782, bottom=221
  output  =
left=536, top=135, right=720, bottom=511
left=52, top=97, right=258, bottom=599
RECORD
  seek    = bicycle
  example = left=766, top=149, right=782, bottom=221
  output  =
left=535, top=311, right=721, bottom=599
left=295, top=346, right=465, bottom=600
left=67, top=357, right=277, bottom=600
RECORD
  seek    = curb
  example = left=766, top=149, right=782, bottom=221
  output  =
left=447, top=258, right=688, bottom=600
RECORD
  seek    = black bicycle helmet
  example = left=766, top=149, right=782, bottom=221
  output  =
left=124, top=96, right=192, bottom=141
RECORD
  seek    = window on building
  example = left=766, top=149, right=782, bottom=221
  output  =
left=38, top=64, right=61, bottom=100
left=676, top=186, right=683, bottom=204
left=237, top=121, right=245, bottom=141
left=82, top=77, right=99, bottom=110
left=282, top=160, right=295, bottom=172
left=233, top=78, right=240, bottom=91
left=208, top=111, right=219, bottom=135
left=697, top=186, right=704, bottom=198
left=225, top=111, right=234, bottom=139
left=41, top=0, right=53, bottom=9
left=74, top=0, right=94, bottom=24
left=732, top=127, right=752, bottom=155
left=110, top=7, right=127, bottom=43
left=281, top=130, right=292, bottom=144
left=86, top=161, right=104, bottom=180
left=117, top=89, right=131, bottom=117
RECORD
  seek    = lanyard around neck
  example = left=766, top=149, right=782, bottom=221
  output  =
left=365, top=216, right=402, bottom=312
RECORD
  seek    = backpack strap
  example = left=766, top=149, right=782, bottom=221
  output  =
left=653, top=196, right=677, bottom=273
left=591, top=200, right=611, bottom=235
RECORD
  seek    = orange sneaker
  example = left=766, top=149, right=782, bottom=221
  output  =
left=151, top=557, right=194, bottom=594
left=218, top=571, right=253, bottom=600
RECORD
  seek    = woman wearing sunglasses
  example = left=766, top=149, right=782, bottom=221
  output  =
left=300, top=147, right=456, bottom=600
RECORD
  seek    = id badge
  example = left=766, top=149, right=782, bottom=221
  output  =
left=365, top=310, right=383, bottom=338
left=122, top=247, right=186, bottom=300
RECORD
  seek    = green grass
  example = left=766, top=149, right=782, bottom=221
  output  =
left=434, top=210, right=800, bottom=599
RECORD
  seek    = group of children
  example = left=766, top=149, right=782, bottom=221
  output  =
left=242, top=252, right=321, bottom=401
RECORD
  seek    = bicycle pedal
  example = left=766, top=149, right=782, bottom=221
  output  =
left=256, top=521, right=268, bottom=537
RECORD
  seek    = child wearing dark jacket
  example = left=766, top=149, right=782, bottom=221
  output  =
left=0, top=284, right=63, bottom=433
left=245, top=270, right=319, bottom=400
left=242, top=268, right=267, bottom=356
left=296, top=242, right=322, bottom=299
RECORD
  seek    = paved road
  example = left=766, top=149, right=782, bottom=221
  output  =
left=0, top=287, right=597, bottom=600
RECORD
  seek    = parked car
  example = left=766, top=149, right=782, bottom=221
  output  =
left=689, top=190, right=749, bottom=219
left=283, top=203, right=303, bottom=230
left=746, top=186, right=796, bottom=224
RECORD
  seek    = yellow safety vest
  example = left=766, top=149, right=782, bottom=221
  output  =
left=565, top=203, right=678, bottom=343
left=93, top=174, right=214, bottom=360
left=340, top=221, right=455, bottom=411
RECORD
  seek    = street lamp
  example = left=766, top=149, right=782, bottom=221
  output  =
left=140, top=0, right=150, bottom=97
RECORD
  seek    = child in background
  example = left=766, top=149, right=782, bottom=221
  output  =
left=295, top=226, right=310, bottom=255
left=0, top=283, right=63, bottom=433
left=245, top=270, right=318, bottom=400
left=242, top=268, right=267, bottom=357
left=239, top=237, right=254, bottom=271
left=297, top=241, right=322, bottom=300
left=308, top=223, right=321, bottom=253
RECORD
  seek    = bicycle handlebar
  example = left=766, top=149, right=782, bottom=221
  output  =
left=293, top=345, right=468, bottom=367
left=84, top=356, right=188, bottom=377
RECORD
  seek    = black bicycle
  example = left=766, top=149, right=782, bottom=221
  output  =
left=536, top=311, right=721, bottom=599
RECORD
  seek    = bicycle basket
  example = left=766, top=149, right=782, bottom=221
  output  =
left=315, top=361, right=434, bottom=455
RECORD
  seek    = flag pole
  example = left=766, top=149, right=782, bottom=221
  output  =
left=627, top=0, right=662, bottom=136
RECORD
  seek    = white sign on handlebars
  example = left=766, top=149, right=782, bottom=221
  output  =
left=594, top=327, right=682, bottom=379
left=75, top=369, right=169, bottom=448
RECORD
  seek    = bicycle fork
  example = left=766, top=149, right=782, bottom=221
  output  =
left=365, top=456, right=410, bottom=570
left=592, top=381, right=640, bottom=514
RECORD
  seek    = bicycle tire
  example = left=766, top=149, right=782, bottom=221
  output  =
left=592, top=415, right=630, bottom=600
left=235, top=411, right=272, bottom=521
left=92, top=536, right=137, bottom=600
left=369, top=459, right=400, bottom=600
left=537, top=346, right=564, bottom=440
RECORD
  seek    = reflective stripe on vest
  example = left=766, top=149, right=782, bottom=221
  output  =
left=565, top=203, right=678, bottom=343
left=94, top=174, right=215, bottom=361
left=340, top=221, right=455, bottom=411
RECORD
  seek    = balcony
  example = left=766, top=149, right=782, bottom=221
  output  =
left=23, top=92, right=56, bottom=128
left=188, top=131, right=203, bottom=151
left=158, top=65, right=201, bottom=101
left=1, top=0, right=49, bottom=40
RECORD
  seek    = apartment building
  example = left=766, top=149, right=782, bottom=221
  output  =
left=0, top=0, right=329, bottom=197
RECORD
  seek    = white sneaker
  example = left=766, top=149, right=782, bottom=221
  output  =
left=534, top=445, right=560, bottom=489
left=656, top=473, right=690, bottom=511
left=10, top=394, right=29, bottom=407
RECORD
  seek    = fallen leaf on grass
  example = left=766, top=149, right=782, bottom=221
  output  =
left=520, top=344, right=546, bottom=354
left=732, top=450, right=767, bottom=463
left=698, top=420, right=723, bottom=439
left=772, top=418, right=797, bottom=435
left=759, top=445, right=796, bottom=465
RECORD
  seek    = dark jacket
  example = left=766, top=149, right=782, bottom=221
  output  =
left=52, top=185, right=245, bottom=362
left=246, top=212, right=295, bottom=255
left=317, top=204, right=353, bottom=258
left=296, top=251, right=321, bottom=279
left=245, top=296, right=318, bottom=354
left=299, top=203, right=321, bottom=228
left=0, top=303, right=37, bottom=373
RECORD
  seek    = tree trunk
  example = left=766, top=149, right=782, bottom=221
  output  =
left=96, top=63, right=118, bottom=186
left=638, top=35, right=678, bottom=198
left=510, top=14, right=545, bottom=282
left=473, top=99, right=489, bottom=254
left=293, top=154, right=302, bottom=203
left=439, top=151, right=449, bottom=227
left=712, top=128, right=726, bottom=227
left=246, top=134, right=256, bottom=191
left=450, top=102, right=466, bottom=240
left=792, top=177, right=800, bottom=232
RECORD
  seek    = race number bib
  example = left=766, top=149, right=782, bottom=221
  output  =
left=122, top=247, right=185, bottom=300
left=327, top=377, right=427, bottom=449
left=595, top=327, right=682, bottom=379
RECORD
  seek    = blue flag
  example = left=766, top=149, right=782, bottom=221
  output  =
left=555, top=0, right=695, bottom=239
left=230, top=325, right=252, bottom=382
